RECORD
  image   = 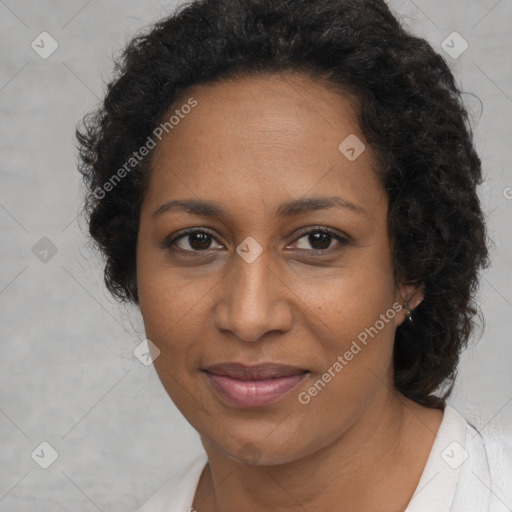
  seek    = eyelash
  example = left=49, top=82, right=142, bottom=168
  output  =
left=162, top=226, right=351, bottom=255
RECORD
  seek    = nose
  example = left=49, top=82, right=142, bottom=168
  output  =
left=213, top=247, right=293, bottom=343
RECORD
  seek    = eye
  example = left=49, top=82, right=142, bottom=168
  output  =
left=163, top=226, right=351, bottom=255
left=290, top=227, right=350, bottom=253
left=164, top=228, right=224, bottom=252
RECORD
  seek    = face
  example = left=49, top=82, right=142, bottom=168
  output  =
left=136, top=72, right=414, bottom=466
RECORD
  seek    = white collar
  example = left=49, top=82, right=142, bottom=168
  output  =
left=405, top=404, right=472, bottom=511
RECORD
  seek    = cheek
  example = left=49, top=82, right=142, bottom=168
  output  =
left=137, top=241, right=212, bottom=342
left=138, top=279, right=200, bottom=340
left=296, top=282, right=398, bottom=432
left=293, top=248, right=398, bottom=393
left=137, top=266, right=210, bottom=407
left=300, top=253, right=396, bottom=341
left=138, top=283, right=213, bottom=377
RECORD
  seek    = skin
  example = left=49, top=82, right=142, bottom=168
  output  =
left=136, top=72, right=443, bottom=512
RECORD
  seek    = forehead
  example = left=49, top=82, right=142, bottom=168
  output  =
left=144, top=72, right=384, bottom=216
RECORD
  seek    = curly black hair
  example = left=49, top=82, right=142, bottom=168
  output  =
left=76, top=0, right=489, bottom=409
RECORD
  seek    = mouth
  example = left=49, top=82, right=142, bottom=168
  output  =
left=202, top=362, right=309, bottom=407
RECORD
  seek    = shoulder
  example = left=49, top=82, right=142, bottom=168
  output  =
left=133, top=452, right=209, bottom=512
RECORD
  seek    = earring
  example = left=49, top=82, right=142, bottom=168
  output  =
left=403, top=302, right=413, bottom=323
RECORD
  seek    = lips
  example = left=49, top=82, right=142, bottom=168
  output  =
left=203, top=362, right=308, bottom=380
left=202, top=362, right=309, bottom=407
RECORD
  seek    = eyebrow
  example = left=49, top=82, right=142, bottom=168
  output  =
left=152, top=196, right=367, bottom=219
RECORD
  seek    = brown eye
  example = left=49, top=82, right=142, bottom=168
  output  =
left=183, top=232, right=213, bottom=250
left=292, top=228, right=349, bottom=253
left=164, top=229, right=224, bottom=252
left=307, top=231, right=332, bottom=250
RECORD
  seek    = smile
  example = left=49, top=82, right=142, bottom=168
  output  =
left=203, top=365, right=309, bottom=407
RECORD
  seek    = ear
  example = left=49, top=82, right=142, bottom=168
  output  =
left=394, top=282, right=424, bottom=327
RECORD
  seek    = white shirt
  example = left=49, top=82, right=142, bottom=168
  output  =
left=134, top=405, right=512, bottom=511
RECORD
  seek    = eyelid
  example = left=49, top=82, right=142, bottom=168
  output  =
left=162, top=227, right=223, bottom=250
left=290, top=225, right=352, bottom=244
left=287, top=225, right=352, bottom=253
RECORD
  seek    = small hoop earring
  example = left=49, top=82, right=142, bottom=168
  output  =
left=403, top=302, right=413, bottom=323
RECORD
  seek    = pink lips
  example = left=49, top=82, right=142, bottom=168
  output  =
left=203, top=362, right=309, bottom=407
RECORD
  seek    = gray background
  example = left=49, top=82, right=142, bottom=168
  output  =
left=0, top=0, right=511, bottom=510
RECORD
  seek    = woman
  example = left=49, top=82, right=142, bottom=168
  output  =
left=76, top=0, right=512, bottom=510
